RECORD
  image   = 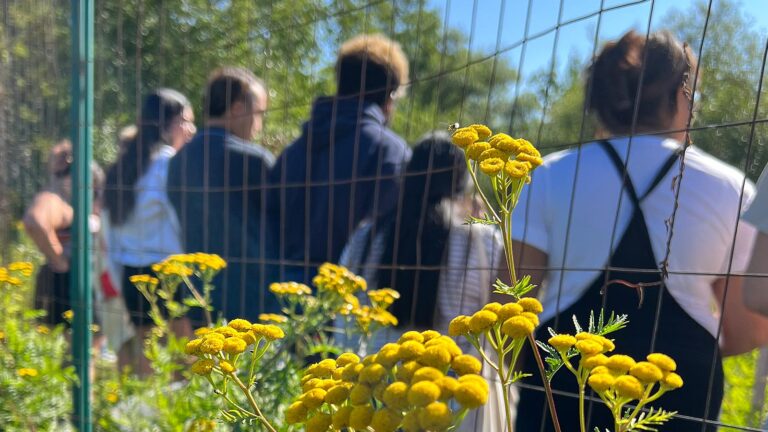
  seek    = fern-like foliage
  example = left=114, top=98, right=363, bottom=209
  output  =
left=464, top=213, right=498, bottom=226
left=538, top=310, right=629, bottom=380
left=624, top=407, right=677, bottom=431
left=492, top=275, right=537, bottom=299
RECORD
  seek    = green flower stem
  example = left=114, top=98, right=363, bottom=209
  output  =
left=493, top=334, right=514, bottom=432
left=230, top=372, right=277, bottom=432
left=181, top=275, right=212, bottom=326
left=465, top=158, right=501, bottom=222
left=623, top=384, right=655, bottom=429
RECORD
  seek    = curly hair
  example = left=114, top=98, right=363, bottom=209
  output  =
left=336, top=34, right=409, bottom=104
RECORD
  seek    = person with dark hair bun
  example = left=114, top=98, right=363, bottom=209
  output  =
left=513, top=30, right=768, bottom=431
left=338, top=132, right=506, bottom=431
left=104, top=88, right=196, bottom=372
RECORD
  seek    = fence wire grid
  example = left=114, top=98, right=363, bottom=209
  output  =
left=2, top=0, right=768, bottom=430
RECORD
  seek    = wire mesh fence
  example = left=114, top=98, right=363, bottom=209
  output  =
left=2, top=0, right=768, bottom=430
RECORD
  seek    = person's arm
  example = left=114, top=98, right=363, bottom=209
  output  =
left=714, top=274, right=768, bottom=356
left=23, top=191, right=73, bottom=272
left=743, top=232, right=768, bottom=315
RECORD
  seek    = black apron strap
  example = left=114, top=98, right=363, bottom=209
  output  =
left=598, top=140, right=681, bottom=205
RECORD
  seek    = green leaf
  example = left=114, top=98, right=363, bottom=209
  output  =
left=492, top=276, right=537, bottom=299
left=464, top=213, right=498, bottom=226
left=624, top=407, right=677, bottom=431
left=542, top=309, right=629, bottom=381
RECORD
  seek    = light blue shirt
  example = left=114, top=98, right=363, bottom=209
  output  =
left=107, top=145, right=182, bottom=267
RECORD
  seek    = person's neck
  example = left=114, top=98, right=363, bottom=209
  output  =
left=205, top=118, right=231, bottom=132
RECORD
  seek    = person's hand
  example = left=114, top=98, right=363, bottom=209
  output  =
left=49, top=256, right=70, bottom=273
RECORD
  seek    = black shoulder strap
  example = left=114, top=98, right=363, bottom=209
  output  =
left=640, top=149, right=681, bottom=201
left=598, top=140, right=681, bottom=206
left=599, top=140, right=640, bottom=207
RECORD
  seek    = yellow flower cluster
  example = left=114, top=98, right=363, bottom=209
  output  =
left=269, top=281, right=313, bottom=297
left=285, top=330, right=489, bottom=432
left=0, top=261, right=32, bottom=286
left=448, top=298, right=543, bottom=340
left=587, top=352, right=683, bottom=400
left=165, top=253, right=226, bottom=273
left=7, top=262, right=33, bottom=277
left=17, top=368, right=38, bottom=378
left=129, top=274, right=159, bottom=287
left=313, top=263, right=367, bottom=296
left=185, top=319, right=285, bottom=376
left=258, top=313, right=288, bottom=323
left=451, top=124, right=542, bottom=180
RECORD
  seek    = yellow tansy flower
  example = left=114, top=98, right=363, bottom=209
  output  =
left=501, top=315, right=535, bottom=339
left=258, top=313, right=288, bottom=323
left=517, top=297, right=543, bottom=313
left=399, top=340, right=426, bottom=362
left=419, top=345, right=452, bottom=369
left=452, top=127, right=479, bottom=148
left=349, top=404, right=375, bottom=429
left=301, top=388, right=327, bottom=409
left=408, top=381, right=441, bottom=407
left=349, top=383, right=373, bottom=406
left=219, top=360, right=236, bottom=374
left=336, top=352, right=361, bottom=367
left=285, top=401, right=309, bottom=424
left=469, top=310, right=498, bottom=333
left=663, top=372, right=684, bottom=389
left=398, top=331, right=425, bottom=344
left=548, top=334, right=577, bottom=352
left=478, top=148, right=508, bottom=162
left=479, top=157, right=505, bottom=175
left=359, top=363, right=387, bottom=384
left=451, top=354, right=482, bottom=376
left=588, top=373, right=615, bottom=393
left=470, top=124, right=492, bottom=139
left=371, top=408, right=403, bottom=432
left=191, top=359, right=215, bottom=375
left=496, top=302, right=524, bottom=321
left=489, top=133, right=520, bottom=152
left=629, top=361, right=663, bottom=383
left=448, top=315, right=471, bottom=336
left=222, top=337, right=247, bottom=355
left=606, top=354, right=636, bottom=373
left=505, top=159, right=530, bottom=179
left=419, top=401, right=453, bottom=430
left=454, top=380, right=489, bottom=408
left=614, top=375, right=644, bottom=399
left=575, top=339, right=604, bottom=356
left=647, top=353, right=677, bottom=372
left=581, top=354, right=609, bottom=370
left=332, top=405, right=353, bottom=429
left=466, top=142, right=491, bottom=161
left=17, top=368, right=38, bottom=378
left=382, top=381, right=410, bottom=410
left=305, top=412, right=332, bottom=432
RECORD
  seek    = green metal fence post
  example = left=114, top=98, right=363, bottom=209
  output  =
left=70, top=0, right=94, bottom=429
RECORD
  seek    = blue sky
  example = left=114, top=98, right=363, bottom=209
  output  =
left=427, top=0, right=768, bottom=79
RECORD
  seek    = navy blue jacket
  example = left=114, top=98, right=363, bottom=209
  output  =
left=267, top=97, right=411, bottom=285
left=167, top=127, right=276, bottom=322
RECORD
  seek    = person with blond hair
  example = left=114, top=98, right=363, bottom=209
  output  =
left=267, top=34, right=411, bottom=286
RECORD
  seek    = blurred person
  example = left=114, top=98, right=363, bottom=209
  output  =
left=338, top=132, right=506, bottom=431
left=103, top=88, right=196, bottom=373
left=23, top=140, right=106, bottom=361
left=512, top=30, right=768, bottom=431
left=267, top=34, right=411, bottom=288
left=167, top=68, right=275, bottom=323
left=742, top=171, right=768, bottom=316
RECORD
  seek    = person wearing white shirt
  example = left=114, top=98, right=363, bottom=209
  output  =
left=513, top=30, right=768, bottom=431
left=103, top=88, right=196, bottom=373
